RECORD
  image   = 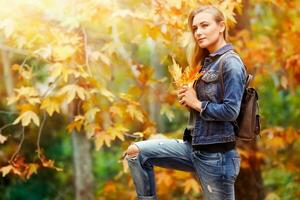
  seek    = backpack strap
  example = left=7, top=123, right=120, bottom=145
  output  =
left=219, top=51, right=249, bottom=101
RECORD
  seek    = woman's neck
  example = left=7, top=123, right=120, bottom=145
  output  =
left=207, top=38, right=227, bottom=54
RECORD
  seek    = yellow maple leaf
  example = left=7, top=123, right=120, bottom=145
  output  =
left=99, top=87, right=115, bottom=102
left=156, top=171, right=173, bottom=187
left=7, top=96, right=18, bottom=105
left=8, top=87, right=40, bottom=106
left=15, top=87, right=39, bottom=97
left=90, top=51, right=111, bottom=65
left=33, top=45, right=52, bottom=59
left=49, top=62, right=64, bottom=79
left=0, top=133, right=7, bottom=144
left=168, top=57, right=202, bottom=88
left=126, top=104, right=144, bottom=123
left=13, top=111, right=40, bottom=126
left=57, top=84, right=86, bottom=104
left=12, top=64, right=33, bottom=80
left=1, top=19, right=14, bottom=38
left=52, top=45, right=76, bottom=61
left=85, top=108, right=100, bottom=123
left=27, top=97, right=41, bottom=105
left=16, top=104, right=38, bottom=115
left=167, top=0, right=182, bottom=9
left=183, top=178, right=200, bottom=194
left=109, top=105, right=123, bottom=118
left=95, top=132, right=113, bottom=150
left=40, top=96, right=62, bottom=116
left=25, top=164, right=39, bottom=179
left=168, top=57, right=182, bottom=86
left=0, top=165, right=13, bottom=177
left=108, top=124, right=128, bottom=141
left=67, top=115, right=85, bottom=132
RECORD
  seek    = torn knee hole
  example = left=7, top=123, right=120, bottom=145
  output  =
left=126, top=144, right=140, bottom=158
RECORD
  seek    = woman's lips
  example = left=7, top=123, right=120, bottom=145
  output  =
left=197, top=38, right=205, bottom=42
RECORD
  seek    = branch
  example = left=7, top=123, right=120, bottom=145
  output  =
left=0, top=44, right=31, bottom=57
left=0, top=43, right=51, bottom=63
left=0, top=123, right=14, bottom=136
left=124, top=133, right=142, bottom=139
left=37, top=111, right=47, bottom=158
left=41, top=75, right=62, bottom=99
left=0, top=110, right=18, bottom=115
left=9, top=126, right=25, bottom=162
left=81, top=28, right=92, bottom=76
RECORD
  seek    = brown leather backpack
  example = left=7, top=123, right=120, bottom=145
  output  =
left=219, top=51, right=261, bottom=141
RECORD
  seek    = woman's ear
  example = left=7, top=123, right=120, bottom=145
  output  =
left=219, top=21, right=226, bottom=33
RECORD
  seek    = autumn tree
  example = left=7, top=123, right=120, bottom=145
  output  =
left=0, top=0, right=300, bottom=200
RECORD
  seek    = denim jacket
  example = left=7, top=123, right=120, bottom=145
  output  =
left=186, top=43, right=247, bottom=145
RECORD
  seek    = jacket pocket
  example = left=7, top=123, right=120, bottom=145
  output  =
left=201, top=70, right=219, bottom=97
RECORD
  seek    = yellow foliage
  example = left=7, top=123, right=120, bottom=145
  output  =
left=126, top=104, right=144, bottom=123
left=40, top=96, right=63, bottom=116
left=7, top=87, right=40, bottom=105
left=183, top=178, right=200, bottom=194
left=12, top=64, right=33, bottom=80
left=67, top=115, right=85, bottom=132
left=99, top=87, right=115, bottom=102
left=0, top=165, right=13, bottom=177
left=168, top=57, right=202, bottom=88
left=13, top=110, right=40, bottom=126
left=160, top=103, right=175, bottom=122
left=0, top=134, right=7, bottom=144
left=16, top=103, right=38, bottom=114
left=52, top=45, right=76, bottom=61
left=25, top=164, right=39, bottom=179
left=57, top=84, right=86, bottom=104
left=156, top=171, right=173, bottom=188
left=95, top=132, right=113, bottom=150
left=107, top=124, right=128, bottom=141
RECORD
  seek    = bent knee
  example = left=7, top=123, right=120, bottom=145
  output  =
left=126, top=144, right=140, bottom=157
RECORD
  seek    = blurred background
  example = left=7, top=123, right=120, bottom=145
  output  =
left=0, top=0, right=299, bottom=199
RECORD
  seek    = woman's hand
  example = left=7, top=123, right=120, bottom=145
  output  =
left=177, top=85, right=201, bottom=112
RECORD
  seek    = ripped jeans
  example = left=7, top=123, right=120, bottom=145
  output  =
left=126, top=138, right=241, bottom=200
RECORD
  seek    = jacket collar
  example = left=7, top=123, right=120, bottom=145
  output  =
left=208, top=43, right=234, bottom=58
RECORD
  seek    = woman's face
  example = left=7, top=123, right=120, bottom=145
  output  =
left=192, top=12, right=224, bottom=50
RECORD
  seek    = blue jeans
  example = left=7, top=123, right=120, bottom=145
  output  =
left=126, top=138, right=241, bottom=200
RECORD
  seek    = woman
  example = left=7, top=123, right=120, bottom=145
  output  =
left=125, top=5, right=246, bottom=200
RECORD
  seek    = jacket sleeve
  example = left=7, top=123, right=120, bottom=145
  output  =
left=199, top=56, right=247, bottom=121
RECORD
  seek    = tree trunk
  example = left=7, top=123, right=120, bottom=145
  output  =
left=235, top=141, right=265, bottom=200
left=229, top=0, right=251, bottom=36
left=71, top=99, right=94, bottom=200
left=1, top=50, right=15, bottom=110
left=72, top=130, right=94, bottom=200
left=147, top=37, right=165, bottom=132
left=231, top=1, right=265, bottom=199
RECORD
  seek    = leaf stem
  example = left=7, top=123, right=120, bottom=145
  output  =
left=9, top=126, right=25, bottom=163
left=37, top=111, right=47, bottom=158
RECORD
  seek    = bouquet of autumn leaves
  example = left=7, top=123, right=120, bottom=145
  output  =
left=168, top=57, right=203, bottom=89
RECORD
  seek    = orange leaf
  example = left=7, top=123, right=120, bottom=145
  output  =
left=38, top=150, right=63, bottom=172
left=183, top=178, right=200, bottom=194
left=168, top=58, right=203, bottom=88
left=24, top=164, right=39, bottom=179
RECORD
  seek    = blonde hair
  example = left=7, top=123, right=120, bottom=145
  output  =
left=187, top=5, right=228, bottom=68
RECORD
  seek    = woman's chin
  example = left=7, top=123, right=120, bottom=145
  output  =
left=197, top=42, right=207, bottom=48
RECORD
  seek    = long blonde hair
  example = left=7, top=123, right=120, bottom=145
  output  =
left=187, top=5, right=228, bottom=68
